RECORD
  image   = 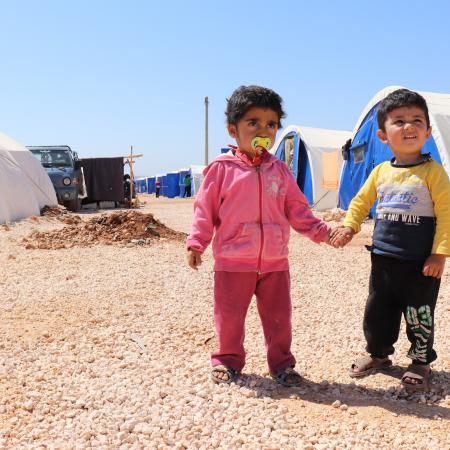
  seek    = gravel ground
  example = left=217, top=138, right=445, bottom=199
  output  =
left=0, top=195, right=449, bottom=449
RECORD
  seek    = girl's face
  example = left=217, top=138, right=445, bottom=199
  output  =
left=227, top=107, right=279, bottom=156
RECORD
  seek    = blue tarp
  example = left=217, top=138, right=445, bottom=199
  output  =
left=165, top=172, right=180, bottom=198
left=160, top=175, right=168, bottom=197
left=339, top=102, right=441, bottom=214
left=135, top=178, right=147, bottom=194
left=147, top=176, right=156, bottom=194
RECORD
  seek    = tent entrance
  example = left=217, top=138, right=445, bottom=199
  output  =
left=275, top=133, right=313, bottom=205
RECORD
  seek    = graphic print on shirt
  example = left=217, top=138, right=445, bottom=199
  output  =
left=405, top=305, right=432, bottom=363
left=372, top=165, right=436, bottom=259
left=265, top=175, right=286, bottom=197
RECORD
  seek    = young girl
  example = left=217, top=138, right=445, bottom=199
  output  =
left=187, top=85, right=332, bottom=386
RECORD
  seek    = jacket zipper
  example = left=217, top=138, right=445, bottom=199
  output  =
left=256, top=165, right=263, bottom=274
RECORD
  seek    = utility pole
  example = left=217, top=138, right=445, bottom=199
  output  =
left=204, top=96, right=209, bottom=165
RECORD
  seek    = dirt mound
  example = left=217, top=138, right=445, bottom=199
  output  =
left=22, top=211, right=187, bottom=250
left=321, top=208, right=346, bottom=222
left=40, top=205, right=68, bottom=217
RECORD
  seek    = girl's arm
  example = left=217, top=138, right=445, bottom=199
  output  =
left=186, top=163, right=224, bottom=253
left=284, top=168, right=330, bottom=243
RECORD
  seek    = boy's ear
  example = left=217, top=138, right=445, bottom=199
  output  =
left=426, top=126, right=432, bottom=139
left=376, top=129, right=388, bottom=144
left=227, top=123, right=237, bottom=138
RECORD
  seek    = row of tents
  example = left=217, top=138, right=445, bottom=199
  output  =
left=134, top=166, right=206, bottom=198
left=2, top=85, right=450, bottom=224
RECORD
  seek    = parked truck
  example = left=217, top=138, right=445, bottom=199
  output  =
left=27, top=145, right=83, bottom=211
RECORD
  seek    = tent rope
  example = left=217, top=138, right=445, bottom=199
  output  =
left=312, top=190, right=332, bottom=209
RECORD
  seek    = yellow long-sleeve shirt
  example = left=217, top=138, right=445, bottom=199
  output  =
left=343, top=157, right=450, bottom=260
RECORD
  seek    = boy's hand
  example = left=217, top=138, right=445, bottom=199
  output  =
left=329, top=226, right=355, bottom=248
left=187, top=249, right=202, bottom=270
left=422, top=254, right=446, bottom=278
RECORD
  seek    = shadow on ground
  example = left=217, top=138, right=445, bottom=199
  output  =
left=232, top=367, right=450, bottom=420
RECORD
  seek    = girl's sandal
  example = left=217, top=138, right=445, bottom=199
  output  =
left=211, top=365, right=238, bottom=384
left=271, top=367, right=302, bottom=387
left=401, top=364, right=431, bottom=392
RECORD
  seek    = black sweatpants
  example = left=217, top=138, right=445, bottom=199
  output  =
left=364, top=253, right=441, bottom=365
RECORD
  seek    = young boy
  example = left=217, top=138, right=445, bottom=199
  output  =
left=187, top=85, right=336, bottom=386
left=331, top=89, right=450, bottom=391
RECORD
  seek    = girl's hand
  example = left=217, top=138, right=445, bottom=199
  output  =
left=187, top=249, right=202, bottom=270
left=422, top=254, right=446, bottom=278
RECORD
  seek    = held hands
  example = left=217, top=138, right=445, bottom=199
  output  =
left=328, top=226, right=355, bottom=248
left=423, top=254, right=446, bottom=278
left=187, top=249, right=203, bottom=270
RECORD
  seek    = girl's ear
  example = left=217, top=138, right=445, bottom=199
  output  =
left=426, top=126, right=432, bottom=139
left=376, top=129, right=388, bottom=144
left=227, top=123, right=237, bottom=138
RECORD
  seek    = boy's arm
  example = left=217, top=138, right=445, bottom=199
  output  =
left=428, top=165, right=450, bottom=256
left=284, top=168, right=330, bottom=243
left=423, top=165, right=450, bottom=278
left=186, top=163, right=223, bottom=254
left=343, top=166, right=379, bottom=233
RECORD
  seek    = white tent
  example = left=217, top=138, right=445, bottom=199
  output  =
left=0, top=132, right=57, bottom=224
left=189, top=165, right=206, bottom=196
left=271, top=126, right=352, bottom=210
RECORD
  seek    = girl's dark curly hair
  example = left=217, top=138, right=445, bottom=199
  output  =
left=225, top=85, right=286, bottom=127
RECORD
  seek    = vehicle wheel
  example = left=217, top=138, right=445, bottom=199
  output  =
left=64, top=197, right=81, bottom=212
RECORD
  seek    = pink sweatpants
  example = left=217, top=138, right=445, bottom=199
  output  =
left=211, top=270, right=296, bottom=374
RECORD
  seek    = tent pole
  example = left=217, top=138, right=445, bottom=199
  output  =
left=204, top=96, right=209, bottom=166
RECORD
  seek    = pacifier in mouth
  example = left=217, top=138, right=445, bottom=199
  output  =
left=251, top=136, right=272, bottom=151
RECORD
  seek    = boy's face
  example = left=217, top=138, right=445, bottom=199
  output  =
left=376, top=106, right=431, bottom=163
left=227, top=107, right=279, bottom=156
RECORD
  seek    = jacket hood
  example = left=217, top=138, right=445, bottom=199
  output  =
left=203, top=150, right=278, bottom=176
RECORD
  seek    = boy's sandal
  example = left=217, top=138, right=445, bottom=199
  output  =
left=401, top=364, right=431, bottom=392
left=211, top=365, right=238, bottom=384
left=349, top=356, right=393, bottom=378
left=271, top=367, right=302, bottom=387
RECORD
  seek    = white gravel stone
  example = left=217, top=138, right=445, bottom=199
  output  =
left=0, top=198, right=448, bottom=449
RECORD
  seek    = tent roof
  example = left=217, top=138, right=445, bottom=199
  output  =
left=353, top=85, right=450, bottom=133
left=189, top=165, right=206, bottom=173
left=352, top=85, right=450, bottom=174
left=272, top=125, right=352, bottom=153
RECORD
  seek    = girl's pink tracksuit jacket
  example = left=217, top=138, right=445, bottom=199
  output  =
left=186, top=150, right=330, bottom=271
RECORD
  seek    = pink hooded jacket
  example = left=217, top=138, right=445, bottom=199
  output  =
left=186, top=150, right=330, bottom=272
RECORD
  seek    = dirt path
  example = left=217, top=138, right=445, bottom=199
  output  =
left=0, top=195, right=448, bottom=449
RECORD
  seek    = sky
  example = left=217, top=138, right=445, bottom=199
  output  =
left=1, top=0, right=449, bottom=177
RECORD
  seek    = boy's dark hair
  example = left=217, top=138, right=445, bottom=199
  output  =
left=377, top=89, right=430, bottom=131
left=226, top=85, right=286, bottom=127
